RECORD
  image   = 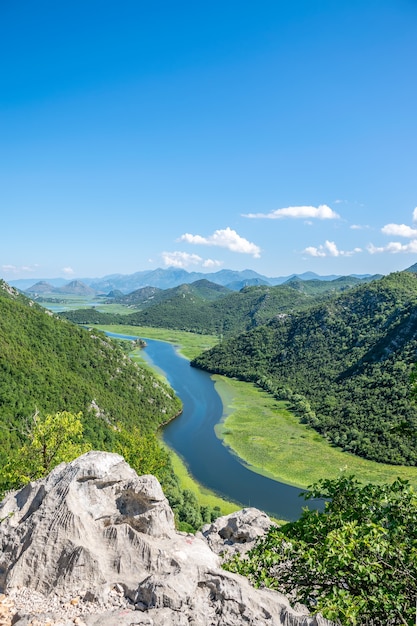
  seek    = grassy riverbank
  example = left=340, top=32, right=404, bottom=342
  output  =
left=214, top=376, right=417, bottom=490
left=166, top=445, right=242, bottom=516
left=95, top=324, right=218, bottom=360
left=96, top=325, right=240, bottom=514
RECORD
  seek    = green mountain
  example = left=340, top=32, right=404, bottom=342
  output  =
left=60, top=278, right=357, bottom=336
left=0, top=280, right=181, bottom=467
left=111, top=279, right=229, bottom=307
left=109, top=285, right=163, bottom=306
left=192, top=272, right=417, bottom=466
left=282, top=274, right=379, bottom=295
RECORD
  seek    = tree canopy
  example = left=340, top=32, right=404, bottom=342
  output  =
left=193, top=272, right=417, bottom=465
left=225, top=475, right=417, bottom=625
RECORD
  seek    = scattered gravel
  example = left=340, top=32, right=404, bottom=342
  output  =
left=4, top=586, right=135, bottom=626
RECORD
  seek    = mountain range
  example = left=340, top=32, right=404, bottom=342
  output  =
left=59, top=276, right=370, bottom=336
left=8, top=267, right=379, bottom=294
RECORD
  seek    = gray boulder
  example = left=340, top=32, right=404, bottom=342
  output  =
left=199, top=507, right=273, bottom=559
left=0, top=451, right=332, bottom=625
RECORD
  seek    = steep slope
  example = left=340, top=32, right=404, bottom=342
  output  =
left=192, top=272, right=417, bottom=465
left=0, top=281, right=181, bottom=467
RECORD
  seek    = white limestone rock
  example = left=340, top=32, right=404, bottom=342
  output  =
left=0, top=451, right=333, bottom=626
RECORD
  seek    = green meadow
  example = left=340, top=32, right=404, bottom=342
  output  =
left=214, top=376, right=417, bottom=490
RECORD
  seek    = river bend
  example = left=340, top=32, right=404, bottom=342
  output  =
left=108, top=332, right=318, bottom=520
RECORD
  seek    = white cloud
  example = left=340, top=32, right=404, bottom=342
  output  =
left=243, top=204, right=340, bottom=220
left=162, top=251, right=204, bottom=268
left=1, top=264, right=18, bottom=273
left=162, top=252, right=224, bottom=269
left=350, top=224, right=370, bottom=230
left=381, top=223, right=417, bottom=238
left=62, top=266, right=75, bottom=276
left=179, top=227, right=261, bottom=258
left=202, top=258, right=223, bottom=268
left=413, top=207, right=417, bottom=222
left=367, top=240, right=417, bottom=254
left=303, top=240, right=362, bottom=258
left=1, top=264, right=39, bottom=274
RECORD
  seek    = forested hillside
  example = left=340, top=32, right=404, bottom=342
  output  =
left=192, top=272, right=417, bottom=465
left=0, top=280, right=181, bottom=469
left=1, top=281, right=225, bottom=529
left=59, top=281, right=341, bottom=336
left=110, top=279, right=230, bottom=306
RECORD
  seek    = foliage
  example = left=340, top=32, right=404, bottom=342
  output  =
left=225, top=475, right=417, bottom=625
left=111, top=425, right=170, bottom=478
left=0, top=282, right=181, bottom=469
left=59, top=282, right=326, bottom=337
left=0, top=411, right=91, bottom=493
left=213, top=376, right=417, bottom=490
left=0, top=283, right=221, bottom=531
left=193, top=272, right=417, bottom=465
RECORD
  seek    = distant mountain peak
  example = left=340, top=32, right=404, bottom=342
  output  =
left=25, top=281, right=55, bottom=294
left=56, top=280, right=96, bottom=296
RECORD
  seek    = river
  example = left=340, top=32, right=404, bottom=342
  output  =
left=107, top=332, right=320, bottom=520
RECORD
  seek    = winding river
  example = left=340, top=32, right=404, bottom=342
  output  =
left=108, top=332, right=320, bottom=520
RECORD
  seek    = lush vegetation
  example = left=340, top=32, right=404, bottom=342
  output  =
left=0, top=282, right=220, bottom=530
left=1, top=410, right=91, bottom=490
left=193, top=272, right=417, bottom=465
left=59, top=281, right=338, bottom=337
left=213, top=376, right=417, bottom=489
left=225, top=475, right=417, bottom=625
left=0, top=282, right=181, bottom=451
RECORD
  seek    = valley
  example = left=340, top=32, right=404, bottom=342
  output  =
left=21, top=268, right=417, bottom=496
left=4, top=269, right=417, bottom=622
left=103, top=326, right=417, bottom=495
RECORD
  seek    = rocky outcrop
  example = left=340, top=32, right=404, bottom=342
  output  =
left=0, top=451, right=332, bottom=625
left=198, top=507, right=273, bottom=559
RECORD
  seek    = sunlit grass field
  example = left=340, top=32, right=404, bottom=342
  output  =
left=214, top=376, right=417, bottom=490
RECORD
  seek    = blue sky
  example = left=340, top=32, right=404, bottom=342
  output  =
left=1, top=0, right=417, bottom=281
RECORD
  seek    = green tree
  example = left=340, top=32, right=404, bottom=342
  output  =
left=0, top=410, right=91, bottom=494
left=112, top=425, right=171, bottom=480
left=225, top=476, right=417, bottom=625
